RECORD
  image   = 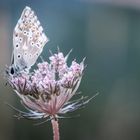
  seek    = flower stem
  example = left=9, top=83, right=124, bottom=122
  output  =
left=51, top=118, right=60, bottom=140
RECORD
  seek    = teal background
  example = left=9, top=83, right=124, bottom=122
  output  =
left=0, top=0, right=140, bottom=140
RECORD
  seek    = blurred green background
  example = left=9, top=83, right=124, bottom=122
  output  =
left=0, top=0, right=140, bottom=140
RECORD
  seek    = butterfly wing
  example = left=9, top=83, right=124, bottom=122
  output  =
left=13, top=6, right=49, bottom=70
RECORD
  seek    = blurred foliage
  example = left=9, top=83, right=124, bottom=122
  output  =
left=0, top=0, right=140, bottom=140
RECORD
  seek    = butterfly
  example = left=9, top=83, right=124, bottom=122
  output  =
left=9, top=6, right=49, bottom=75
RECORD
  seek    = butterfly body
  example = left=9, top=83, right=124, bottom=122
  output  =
left=11, top=6, right=49, bottom=74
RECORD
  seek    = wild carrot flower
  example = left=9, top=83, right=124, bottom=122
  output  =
left=6, top=50, right=95, bottom=140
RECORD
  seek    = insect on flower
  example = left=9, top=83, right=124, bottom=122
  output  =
left=5, top=6, right=97, bottom=140
left=7, top=6, right=49, bottom=75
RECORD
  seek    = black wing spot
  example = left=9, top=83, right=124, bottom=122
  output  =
left=17, top=54, right=21, bottom=58
left=16, top=44, right=19, bottom=48
left=10, top=67, right=15, bottom=75
left=19, top=38, right=22, bottom=42
left=23, top=31, right=27, bottom=35
left=31, top=42, right=34, bottom=46
left=15, top=34, right=18, bottom=37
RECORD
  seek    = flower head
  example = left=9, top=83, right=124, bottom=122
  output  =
left=6, top=51, right=92, bottom=121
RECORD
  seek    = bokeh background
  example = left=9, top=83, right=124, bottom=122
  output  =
left=0, top=0, right=140, bottom=140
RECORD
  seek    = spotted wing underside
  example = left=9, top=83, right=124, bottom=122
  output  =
left=13, top=6, right=49, bottom=70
